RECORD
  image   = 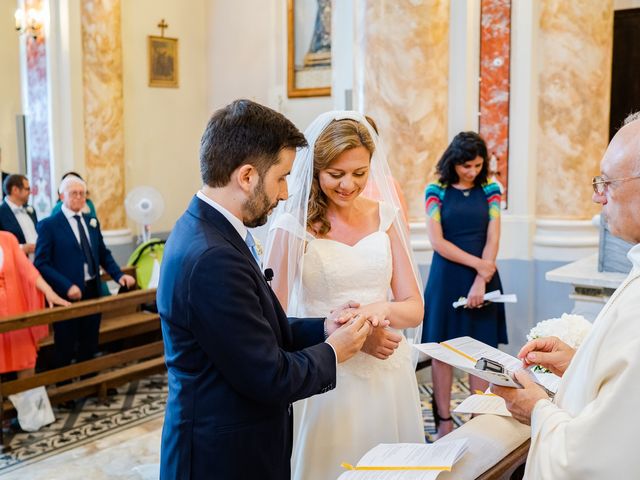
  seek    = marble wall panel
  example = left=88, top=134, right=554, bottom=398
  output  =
left=81, top=0, right=125, bottom=229
left=354, top=0, right=450, bottom=221
left=25, top=0, right=53, bottom=217
left=479, top=0, right=511, bottom=208
left=537, top=0, right=613, bottom=219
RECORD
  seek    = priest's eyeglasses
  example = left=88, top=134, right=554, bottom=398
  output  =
left=592, top=175, right=640, bottom=195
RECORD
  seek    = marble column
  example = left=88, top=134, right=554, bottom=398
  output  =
left=24, top=0, right=53, bottom=217
left=479, top=0, right=511, bottom=208
left=354, top=0, right=450, bottom=222
left=536, top=1, right=613, bottom=219
left=80, top=0, right=125, bottom=229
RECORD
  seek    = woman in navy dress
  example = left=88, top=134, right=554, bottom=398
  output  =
left=422, top=131, right=507, bottom=438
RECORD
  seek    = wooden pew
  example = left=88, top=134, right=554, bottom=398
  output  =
left=0, top=289, right=164, bottom=445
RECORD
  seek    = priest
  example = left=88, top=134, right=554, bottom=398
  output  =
left=492, top=114, right=640, bottom=478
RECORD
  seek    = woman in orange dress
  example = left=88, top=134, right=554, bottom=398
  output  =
left=0, top=231, right=69, bottom=377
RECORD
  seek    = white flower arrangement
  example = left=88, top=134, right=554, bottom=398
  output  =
left=253, top=236, right=263, bottom=256
left=527, top=313, right=592, bottom=371
left=89, top=218, right=98, bottom=228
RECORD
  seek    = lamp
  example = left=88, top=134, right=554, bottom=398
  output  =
left=14, top=7, right=44, bottom=39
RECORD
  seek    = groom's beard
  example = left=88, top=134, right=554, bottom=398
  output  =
left=243, top=179, right=276, bottom=228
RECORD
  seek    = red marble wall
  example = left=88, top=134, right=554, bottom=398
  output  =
left=24, top=0, right=53, bottom=217
left=479, top=0, right=511, bottom=208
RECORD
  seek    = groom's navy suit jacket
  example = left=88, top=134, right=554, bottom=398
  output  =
left=158, top=196, right=336, bottom=480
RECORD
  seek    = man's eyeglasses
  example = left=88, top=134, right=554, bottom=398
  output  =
left=67, top=191, right=87, bottom=198
left=592, top=175, right=640, bottom=195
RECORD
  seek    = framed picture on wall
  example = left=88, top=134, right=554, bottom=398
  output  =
left=148, top=36, right=179, bottom=88
left=287, top=0, right=331, bottom=98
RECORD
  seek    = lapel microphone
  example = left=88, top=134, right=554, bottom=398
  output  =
left=264, top=268, right=274, bottom=283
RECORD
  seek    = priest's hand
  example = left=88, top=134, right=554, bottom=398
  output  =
left=518, top=336, right=576, bottom=377
left=490, top=371, right=549, bottom=425
left=362, top=327, right=402, bottom=360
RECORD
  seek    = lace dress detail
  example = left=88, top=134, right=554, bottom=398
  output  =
left=291, top=202, right=424, bottom=480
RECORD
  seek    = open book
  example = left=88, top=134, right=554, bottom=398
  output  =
left=338, top=439, right=468, bottom=480
left=413, top=337, right=560, bottom=393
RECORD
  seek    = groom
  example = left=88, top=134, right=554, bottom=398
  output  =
left=158, top=99, right=374, bottom=480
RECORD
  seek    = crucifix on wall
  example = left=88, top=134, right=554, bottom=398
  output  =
left=148, top=18, right=179, bottom=88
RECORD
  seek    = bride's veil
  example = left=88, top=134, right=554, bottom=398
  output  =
left=263, top=111, right=423, bottom=353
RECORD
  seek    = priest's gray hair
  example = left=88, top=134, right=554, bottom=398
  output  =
left=58, top=174, right=87, bottom=195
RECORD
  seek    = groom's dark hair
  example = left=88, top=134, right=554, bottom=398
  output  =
left=200, top=99, right=307, bottom=187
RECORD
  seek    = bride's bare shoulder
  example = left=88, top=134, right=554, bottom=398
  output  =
left=357, top=196, right=380, bottom=217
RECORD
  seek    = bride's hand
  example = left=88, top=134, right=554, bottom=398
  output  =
left=350, top=302, right=391, bottom=329
left=362, top=327, right=402, bottom=360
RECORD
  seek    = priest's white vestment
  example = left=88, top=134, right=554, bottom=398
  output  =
left=526, top=244, right=640, bottom=479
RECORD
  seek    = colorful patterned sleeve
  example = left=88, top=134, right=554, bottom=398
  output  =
left=482, top=181, right=502, bottom=220
left=425, top=182, right=445, bottom=223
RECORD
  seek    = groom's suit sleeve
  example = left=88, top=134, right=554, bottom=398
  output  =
left=188, top=245, right=336, bottom=407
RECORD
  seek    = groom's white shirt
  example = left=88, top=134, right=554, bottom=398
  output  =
left=197, top=190, right=247, bottom=241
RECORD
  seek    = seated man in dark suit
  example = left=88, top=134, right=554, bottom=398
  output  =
left=0, top=174, right=38, bottom=257
left=35, top=175, right=136, bottom=367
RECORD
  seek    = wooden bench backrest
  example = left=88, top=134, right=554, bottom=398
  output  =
left=0, top=288, right=157, bottom=334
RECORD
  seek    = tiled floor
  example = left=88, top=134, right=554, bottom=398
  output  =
left=0, top=417, right=162, bottom=480
left=3, top=368, right=470, bottom=479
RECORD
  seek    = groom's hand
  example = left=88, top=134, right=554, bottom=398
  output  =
left=362, top=327, right=402, bottom=360
left=325, top=301, right=361, bottom=336
left=326, top=315, right=371, bottom=363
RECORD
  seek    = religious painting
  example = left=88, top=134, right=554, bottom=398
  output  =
left=287, top=0, right=331, bottom=98
left=148, top=36, right=179, bottom=88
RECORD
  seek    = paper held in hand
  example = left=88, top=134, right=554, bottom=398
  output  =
left=454, top=391, right=512, bottom=417
left=412, top=336, right=560, bottom=393
left=338, top=439, right=469, bottom=480
left=452, top=290, right=517, bottom=309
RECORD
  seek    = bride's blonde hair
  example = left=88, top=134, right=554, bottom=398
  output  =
left=308, top=119, right=375, bottom=236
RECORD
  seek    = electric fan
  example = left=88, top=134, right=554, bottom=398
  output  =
left=125, top=186, right=165, bottom=244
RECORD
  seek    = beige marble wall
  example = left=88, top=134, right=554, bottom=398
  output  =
left=354, top=0, right=450, bottom=221
left=81, top=0, right=125, bottom=229
left=536, top=1, right=613, bottom=219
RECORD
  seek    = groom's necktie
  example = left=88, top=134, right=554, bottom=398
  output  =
left=74, top=215, right=97, bottom=278
left=244, top=231, right=261, bottom=266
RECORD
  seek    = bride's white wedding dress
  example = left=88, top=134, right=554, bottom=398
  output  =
left=291, top=202, right=424, bottom=480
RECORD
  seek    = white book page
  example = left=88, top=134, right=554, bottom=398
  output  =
left=443, top=337, right=522, bottom=371
left=338, top=440, right=468, bottom=480
left=452, top=290, right=517, bottom=308
left=413, top=337, right=523, bottom=388
left=453, top=394, right=512, bottom=416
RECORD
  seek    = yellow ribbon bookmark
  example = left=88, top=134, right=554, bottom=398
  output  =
left=341, top=463, right=451, bottom=471
left=440, top=341, right=477, bottom=363
left=474, top=390, right=498, bottom=396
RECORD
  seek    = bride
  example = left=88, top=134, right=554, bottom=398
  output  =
left=263, top=111, right=425, bottom=480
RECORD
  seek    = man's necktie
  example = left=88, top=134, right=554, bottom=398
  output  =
left=74, top=215, right=97, bottom=277
left=245, top=231, right=261, bottom=266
